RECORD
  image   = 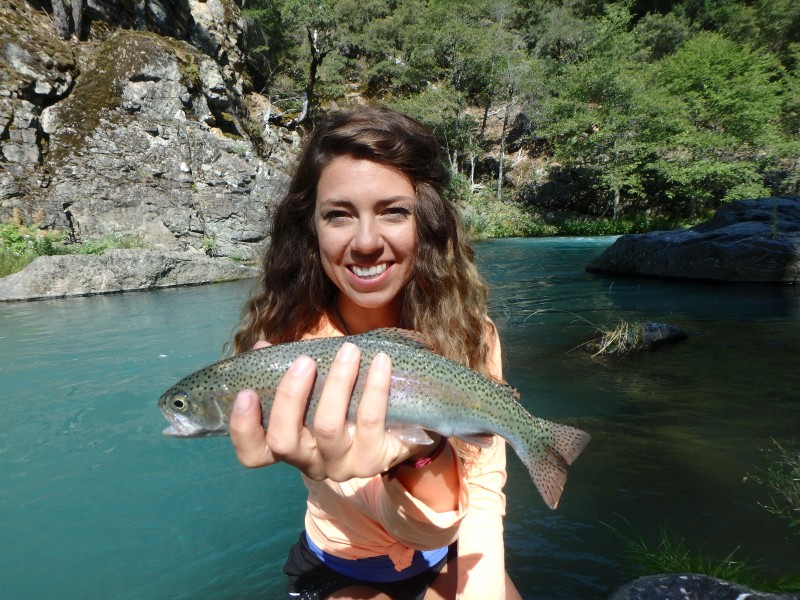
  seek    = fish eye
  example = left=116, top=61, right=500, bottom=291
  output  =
left=170, top=393, right=190, bottom=412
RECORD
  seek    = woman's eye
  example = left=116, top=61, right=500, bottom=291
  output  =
left=322, top=210, right=350, bottom=222
left=384, top=206, right=412, bottom=220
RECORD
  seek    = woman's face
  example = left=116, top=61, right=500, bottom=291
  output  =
left=314, top=156, right=417, bottom=327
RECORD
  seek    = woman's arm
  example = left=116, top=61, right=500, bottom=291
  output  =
left=455, top=324, right=520, bottom=599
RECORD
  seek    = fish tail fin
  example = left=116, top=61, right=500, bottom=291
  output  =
left=524, top=423, right=591, bottom=510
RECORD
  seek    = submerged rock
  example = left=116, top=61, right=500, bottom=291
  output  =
left=0, top=250, right=259, bottom=301
left=587, top=197, right=800, bottom=283
left=583, top=321, right=688, bottom=356
left=608, top=573, right=799, bottom=600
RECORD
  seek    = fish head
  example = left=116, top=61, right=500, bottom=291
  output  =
left=158, top=384, right=229, bottom=438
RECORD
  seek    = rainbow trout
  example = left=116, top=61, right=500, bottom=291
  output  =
left=159, top=328, right=590, bottom=509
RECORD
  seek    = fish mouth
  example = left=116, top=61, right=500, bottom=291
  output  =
left=161, top=412, right=210, bottom=438
left=349, top=262, right=389, bottom=279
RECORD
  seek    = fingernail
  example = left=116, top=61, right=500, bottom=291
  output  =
left=289, top=355, right=315, bottom=377
left=374, top=352, right=390, bottom=369
left=234, top=392, right=253, bottom=413
left=337, top=342, right=358, bottom=364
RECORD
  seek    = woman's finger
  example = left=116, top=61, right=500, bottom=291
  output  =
left=266, top=355, right=317, bottom=462
left=312, top=343, right=360, bottom=460
left=230, top=389, right=275, bottom=468
left=353, top=352, right=394, bottom=471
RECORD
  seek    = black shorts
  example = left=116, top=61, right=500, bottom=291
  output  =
left=283, top=532, right=456, bottom=600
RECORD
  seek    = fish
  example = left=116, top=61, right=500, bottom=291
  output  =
left=158, top=328, right=590, bottom=509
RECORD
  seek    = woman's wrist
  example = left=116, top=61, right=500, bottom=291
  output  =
left=385, top=435, right=448, bottom=479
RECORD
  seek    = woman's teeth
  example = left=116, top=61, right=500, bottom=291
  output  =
left=351, top=263, right=387, bottom=278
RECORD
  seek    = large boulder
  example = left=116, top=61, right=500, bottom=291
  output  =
left=0, top=250, right=259, bottom=301
left=587, top=197, right=800, bottom=283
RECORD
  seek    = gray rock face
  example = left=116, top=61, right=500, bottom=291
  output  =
left=1, top=1, right=298, bottom=263
left=0, top=250, right=259, bottom=301
left=608, top=573, right=799, bottom=600
left=587, top=197, right=800, bottom=283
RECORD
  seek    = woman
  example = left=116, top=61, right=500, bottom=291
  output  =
left=230, top=107, right=522, bottom=600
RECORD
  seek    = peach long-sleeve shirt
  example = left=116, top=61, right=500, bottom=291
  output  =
left=300, top=319, right=509, bottom=599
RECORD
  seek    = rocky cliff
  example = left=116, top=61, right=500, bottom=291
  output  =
left=1, top=0, right=298, bottom=264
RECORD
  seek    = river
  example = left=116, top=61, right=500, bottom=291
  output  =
left=1, top=237, right=798, bottom=599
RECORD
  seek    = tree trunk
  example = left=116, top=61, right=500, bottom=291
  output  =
left=51, top=0, right=70, bottom=39
left=134, top=0, right=147, bottom=31
left=286, top=27, right=329, bottom=128
left=612, top=187, right=621, bottom=220
left=71, top=0, right=85, bottom=41
left=497, top=92, right=513, bottom=201
left=469, top=152, right=475, bottom=191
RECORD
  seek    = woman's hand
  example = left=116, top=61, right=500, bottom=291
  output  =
left=229, top=342, right=424, bottom=481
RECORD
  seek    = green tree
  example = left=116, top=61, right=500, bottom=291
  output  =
left=652, top=31, right=793, bottom=210
left=539, top=5, right=671, bottom=218
left=281, top=0, right=341, bottom=126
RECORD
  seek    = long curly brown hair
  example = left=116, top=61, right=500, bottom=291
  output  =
left=233, top=107, right=493, bottom=376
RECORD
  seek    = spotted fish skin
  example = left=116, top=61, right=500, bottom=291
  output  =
left=158, top=328, right=590, bottom=508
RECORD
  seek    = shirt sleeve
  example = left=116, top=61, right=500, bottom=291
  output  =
left=457, top=323, right=509, bottom=599
left=457, top=436, right=508, bottom=599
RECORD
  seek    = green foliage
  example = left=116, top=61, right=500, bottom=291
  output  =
left=76, top=233, right=145, bottom=255
left=601, top=438, right=800, bottom=594
left=555, top=214, right=692, bottom=236
left=0, top=223, right=148, bottom=278
left=607, top=519, right=757, bottom=585
left=750, top=439, right=800, bottom=540
left=459, top=187, right=557, bottom=239
left=0, top=223, right=67, bottom=278
left=238, top=0, right=800, bottom=232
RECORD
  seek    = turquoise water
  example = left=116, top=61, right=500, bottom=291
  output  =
left=1, top=237, right=798, bottom=599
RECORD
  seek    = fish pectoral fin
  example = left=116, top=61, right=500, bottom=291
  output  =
left=456, top=433, right=495, bottom=449
left=387, top=425, right=435, bottom=445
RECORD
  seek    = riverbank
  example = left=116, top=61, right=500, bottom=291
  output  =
left=0, top=249, right=258, bottom=302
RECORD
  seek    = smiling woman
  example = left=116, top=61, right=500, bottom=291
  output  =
left=315, top=156, right=417, bottom=330
left=228, top=107, right=522, bottom=600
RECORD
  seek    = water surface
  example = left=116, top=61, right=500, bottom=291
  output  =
left=1, top=237, right=797, bottom=599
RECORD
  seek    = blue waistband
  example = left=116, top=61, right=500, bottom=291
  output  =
left=304, top=532, right=449, bottom=583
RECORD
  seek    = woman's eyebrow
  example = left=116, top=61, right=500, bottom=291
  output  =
left=318, top=196, right=415, bottom=208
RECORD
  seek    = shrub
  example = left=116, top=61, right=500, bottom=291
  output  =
left=0, top=223, right=67, bottom=278
left=459, top=188, right=557, bottom=239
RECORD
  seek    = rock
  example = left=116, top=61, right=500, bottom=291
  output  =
left=587, top=197, right=800, bottom=283
left=1, top=1, right=298, bottom=264
left=608, top=573, right=799, bottom=600
left=0, top=250, right=259, bottom=301
left=0, top=3, right=78, bottom=171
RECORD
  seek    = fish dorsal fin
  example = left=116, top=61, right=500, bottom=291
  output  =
left=496, top=380, right=521, bottom=401
left=506, top=383, right=521, bottom=400
left=366, top=328, right=433, bottom=351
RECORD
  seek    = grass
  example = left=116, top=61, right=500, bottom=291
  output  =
left=581, top=318, right=643, bottom=357
left=606, top=440, right=800, bottom=594
left=568, top=315, right=645, bottom=357
left=749, top=439, right=800, bottom=540
left=1, top=223, right=147, bottom=278
left=605, top=518, right=761, bottom=585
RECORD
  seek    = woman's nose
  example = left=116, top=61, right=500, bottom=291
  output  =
left=352, top=219, right=382, bottom=253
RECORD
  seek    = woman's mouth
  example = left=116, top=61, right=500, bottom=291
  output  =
left=350, top=263, right=388, bottom=279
